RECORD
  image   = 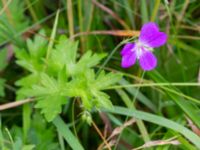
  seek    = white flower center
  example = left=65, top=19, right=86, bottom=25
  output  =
left=131, top=41, right=153, bottom=59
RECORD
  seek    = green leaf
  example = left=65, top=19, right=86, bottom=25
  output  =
left=67, top=70, right=121, bottom=110
left=14, top=31, right=47, bottom=73
left=105, top=106, right=200, bottom=148
left=93, top=91, right=113, bottom=109
left=35, top=95, right=66, bottom=122
left=76, top=51, right=106, bottom=72
left=22, top=73, right=66, bottom=121
left=49, top=36, right=78, bottom=74
left=15, top=49, right=44, bottom=73
left=15, top=33, right=121, bottom=120
left=26, top=30, right=47, bottom=59
left=15, top=74, right=40, bottom=99
left=94, top=71, right=122, bottom=90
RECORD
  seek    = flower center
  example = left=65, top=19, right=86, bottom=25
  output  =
left=132, top=41, right=153, bottom=59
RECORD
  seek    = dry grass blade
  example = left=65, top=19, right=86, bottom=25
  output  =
left=180, top=25, right=200, bottom=32
left=109, top=118, right=136, bottom=139
left=132, top=137, right=180, bottom=150
left=67, top=0, right=74, bottom=39
left=186, top=117, right=200, bottom=136
left=1, top=0, right=13, bottom=24
left=98, top=118, right=136, bottom=149
left=71, top=30, right=140, bottom=39
left=92, top=121, right=112, bottom=150
left=177, top=0, right=189, bottom=22
left=0, top=0, right=12, bottom=15
left=99, top=112, right=112, bottom=138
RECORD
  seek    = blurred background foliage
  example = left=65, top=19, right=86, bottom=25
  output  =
left=0, top=0, right=200, bottom=149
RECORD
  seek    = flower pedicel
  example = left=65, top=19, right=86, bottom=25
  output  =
left=120, top=22, right=167, bottom=71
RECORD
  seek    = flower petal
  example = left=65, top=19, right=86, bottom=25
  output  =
left=139, top=22, right=167, bottom=48
left=139, top=51, right=157, bottom=71
left=121, top=52, right=136, bottom=68
left=120, top=43, right=135, bottom=56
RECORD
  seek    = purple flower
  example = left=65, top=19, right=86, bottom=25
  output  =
left=120, top=22, right=167, bottom=71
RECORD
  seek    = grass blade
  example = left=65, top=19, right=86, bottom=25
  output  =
left=141, top=0, right=149, bottom=23
left=105, top=106, right=200, bottom=148
left=53, top=116, right=84, bottom=150
left=149, top=71, right=200, bottom=128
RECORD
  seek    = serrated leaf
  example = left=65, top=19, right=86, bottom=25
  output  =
left=35, top=95, right=66, bottom=122
left=26, top=73, right=61, bottom=97
left=94, top=71, right=122, bottom=89
left=15, top=74, right=40, bottom=99
left=15, top=47, right=44, bottom=73
left=77, top=51, right=106, bottom=69
left=65, top=69, right=121, bottom=110
left=14, top=30, right=47, bottom=74
left=26, top=30, right=47, bottom=58
left=93, top=91, right=113, bottom=109
left=49, top=36, right=78, bottom=74
left=23, top=73, right=67, bottom=121
left=15, top=33, right=122, bottom=121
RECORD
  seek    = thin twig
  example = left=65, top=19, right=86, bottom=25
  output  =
left=186, top=117, right=200, bottom=136
left=92, top=121, right=111, bottom=150
left=132, top=137, right=179, bottom=150
left=67, top=0, right=74, bottom=39
left=105, top=82, right=200, bottom=90
left=0, top=98, right=34, bottom=111
left=178, top=0, right=189, bottom=22
left=180, top=25, right=200, bottom=32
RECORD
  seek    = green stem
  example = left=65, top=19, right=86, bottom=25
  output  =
left=106, top=82, right=200, bottom=89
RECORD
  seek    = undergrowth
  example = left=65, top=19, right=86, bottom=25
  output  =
left=0, top=0, right=199, bottom=150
